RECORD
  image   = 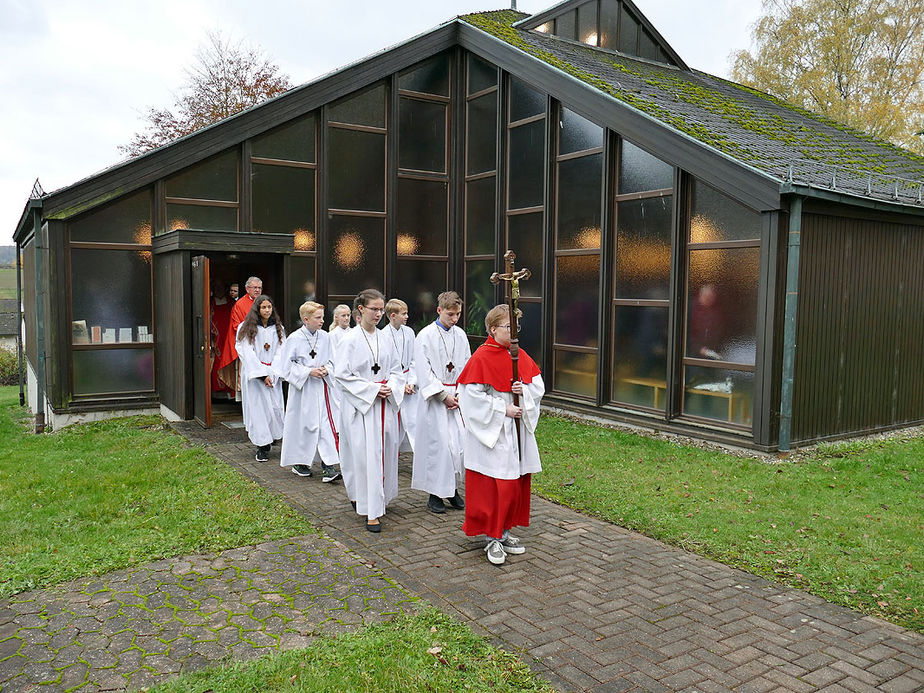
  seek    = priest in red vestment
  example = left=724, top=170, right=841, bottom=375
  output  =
left=216, top=276, right=263, bottom=394
left=456, top=304, right=544, bottom=566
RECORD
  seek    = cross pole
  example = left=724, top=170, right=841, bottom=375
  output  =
left=490, top=249, right=531, bottom=456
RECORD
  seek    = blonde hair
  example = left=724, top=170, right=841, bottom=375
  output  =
left=485, top=303, right=520, bottom=333
left=385, top=298, right=408, bottom=316
left=437, top=291, right=463, bottom=310
left=299, top=301, right=324, bottom=319
left=329, top=304, right=351, bottom=331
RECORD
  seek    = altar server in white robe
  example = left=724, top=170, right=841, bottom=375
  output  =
left=457, top=303, right=544, bottom=566
left=236, top=295, right=286, bottom=463
left=279, top=301, right=342, bottom=482
left=411, top=291, right=472, bottom=514
left=383, top=298, right=418, bottom=453
left=328, top=304, right=352, bottom=354
left=335, top=289, right=405, bottom=532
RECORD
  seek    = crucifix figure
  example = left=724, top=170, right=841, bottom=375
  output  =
left=491, top=249, right=531, bottom=456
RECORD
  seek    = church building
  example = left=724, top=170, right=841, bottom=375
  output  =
left=13, top=0, right=924, bottom=451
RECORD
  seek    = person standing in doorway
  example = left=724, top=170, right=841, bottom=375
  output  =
left=217, top=276, right=263, bottom=398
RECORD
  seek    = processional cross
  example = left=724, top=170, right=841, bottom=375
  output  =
left=491, top=250, right=531, bottom=456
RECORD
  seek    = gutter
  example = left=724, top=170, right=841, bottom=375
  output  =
left=32, top=207, right=46, bottom=433
left=15, top=241, right=24, bottom=406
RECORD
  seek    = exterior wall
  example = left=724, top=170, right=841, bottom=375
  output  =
left=792, top=210, right=924, bottom=443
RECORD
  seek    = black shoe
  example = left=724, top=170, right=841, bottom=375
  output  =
left=427, top=494, right=446, bottom=514
left=447, top=491, right=465, bottom=510
left=366, top=521, right=381, bottom=533
left=321, top=464, right=341, bottom=483
left=255, top=445, right=269, bottom=463
left=350, top=500, right=357, bottom=510
left=291, top=464, right=313, bottom=477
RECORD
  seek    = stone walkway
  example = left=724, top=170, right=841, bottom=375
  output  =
left=2, top=420, right=922, bottom=692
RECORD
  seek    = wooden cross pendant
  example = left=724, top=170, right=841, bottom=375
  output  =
left=372, top=363, right=381, bottom=375
left=446, top=361, right=454, bottom=372
left=309, top=349, right=317, bottom=359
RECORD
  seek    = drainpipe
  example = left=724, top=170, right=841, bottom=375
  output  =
left=15, top=241, right=24, bottom=406
left=778, top=195, right=803, bottom=451
left=33, top=208, right=46, bottom=433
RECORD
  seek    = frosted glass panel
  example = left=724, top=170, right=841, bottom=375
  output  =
left=612, top=305, right=668, bottom=408
left=684, top=365, right=753, bottom=426
left=327, top=216, right=385, bottom=295
left=166, top=204, right=237, bottom=232
left=165, top=150, right=238, bottom=201
left=73, top=349, right=154, bottom=395
left=615, top=195, right=672, bottom=299
left=509, top=78, right=545, bottom=122
left=70, top=189, right=152, bottom=244
left=465, top=260, right=494, bottom=336
left=287, top=255, right=316, bottom=331
left=558, top=154, right=602, bottom=250
left=517, top=301, right=543, bottom=365
left=554, top=350, right=597, bottom=398
left=467, top=54, right=497, bottom=95
left=506, top=213, right=543, bottom=298
left=329, top=84, right=386, bottom=127
left=395, top=260, right=448, bottom=331
left=578, top=2, right=598, bottom=45
left=251, top=114, right=316, bottom=162
left=559, top=108, right=603, bottom=155
left=508, top=120, right=545, bottom=209
left=399, top=98, right=446, bottom=173
left=465, top=177, right=496, bottom=256
left=329, top=129, right=385, bottom=211
left=71, top=249, right=152, bottom=344
left=399, top=55, right=449, bottom=95
left=396, top=178, right=447, bottom=256
left=467, top=92, right=497, bottom=175
left=686, top=247, right=759, bottom=365
left=252, top=165, right=314, bottom=237
left=619, top=140, right=673, bottom=194
left=555, top=254, right=600, bottom=347
left=690, top=180, right=761, bottom=242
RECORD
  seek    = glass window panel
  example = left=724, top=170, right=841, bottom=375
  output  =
left=396, top=178, right=448, bottom=256
left=554, top=349, right=597, bottom=398
left=466, top=177, right=496, bottom=257
left=465, top=260, right=494, bottom=336
left=71, top=248, right=152, bottom=344
left=559, top=108, right=603, bottom=156
left=508, top=120, right=545, bottom=210
left=517, top=301, right=543, bottom=365
left=328, top=129, right=386, bottom=211
left=558, top=154, right=603, bottom=250
left=619, top=5, right=639, bottom=53
left=395, top=260, right=448, bottom=331
left=687, top=247, right=760, bottom=365
left=252, top=165, right=315, bottom=238
left=599, top=0, right=620, bottom=49
left=399, top=55, right=449, bottom=95
left=555, top=254, right=600, bottom=346
left=612, top=305, right=669, bottom=408
left=399, top=97, right=446, bottom=173
left=615, top=195, right=672, bottom=299
left=166, top=204, right=237, bottom=232
left=327, top=216, right=385, bottom=295
left=619, top=140, right=673, bottom=194
left=70, top=189, right=152, bottom=244
left=555, top=10, right=577, bottom=41
left=683, top=365, right=754, bottom=426
left=506, top=212, right=543, bottom=298
left=467, top=54, right=497, bottom=95
left=509, top=78, right=546, bottom=122
left=165, top=150, right=238, bottom=201
left=578, top=2, right=598, bottom=45
left=328, top=83, right=386, bottom=127
left=467, top=92, right=498, bottom=175
left=73, top=349, right=154, bottom=396
left=251, top=114, right=316, bottom=163
left=639, top=30, right=660, bottom=61
left=690, top=179, right=761, bottom=242
left=288, top=255, right=317, bottom=332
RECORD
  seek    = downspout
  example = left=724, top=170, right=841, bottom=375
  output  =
left=33, top=208, right=46, bottom=433
left=15, top=241, right=24, bottom=406
left=778, top=195, right=803, bottom=451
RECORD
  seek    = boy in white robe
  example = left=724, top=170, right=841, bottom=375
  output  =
left=334, top=289, right=405, bottom=532
left=383, top=298, right=418, bottom=454
left=279, top=301, right=341, bottom=482
left=236, top=295, right=286, bottom=462
left=411, top=291, right=471, bottom=514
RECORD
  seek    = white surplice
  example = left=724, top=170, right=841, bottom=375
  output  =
left=383, top=323, right=418, bottom=453
left=237, top=322, right=285, bottom=447
left=278, top=326, right=340, bottom=469
left=411, top=321, right=472, bottom=498
left=334, top=325, right=405, bottom=519
left=458, top=373, right=544, bottom=480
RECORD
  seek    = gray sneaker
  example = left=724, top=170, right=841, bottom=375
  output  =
left=321, top=465, right=341, bottom=483
left=291, top=464, right=313, bottom=477
left=484, top=540, right=506, bottom=565
left=501, top=534, right=525, bottom=555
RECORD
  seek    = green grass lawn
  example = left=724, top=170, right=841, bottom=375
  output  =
left=0, top=387, right=307, bottom=597
left=534, top=415, right=924, bottom=633
left=151, top=608, right=554, bottom=693
left=0, top=267, right=15, bottom=299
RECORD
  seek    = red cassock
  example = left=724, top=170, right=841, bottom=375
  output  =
left=210, top=298, right=233, bottom=393
left=216, top=294, right=254, bottom=390
left=456, top=337, right=542, bottom=539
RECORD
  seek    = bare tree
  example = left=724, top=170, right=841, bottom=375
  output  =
left=732, top=0, right=924, bottom=154
left=119, top=31, right=292, bottom=157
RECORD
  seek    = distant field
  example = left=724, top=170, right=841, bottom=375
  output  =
left=0, top=267, right=15, bottom=299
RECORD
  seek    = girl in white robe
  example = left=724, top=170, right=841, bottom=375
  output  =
left=411, top=292, right=472, bottom=513
left=328, top=304, right=352, bottom=354
left=334, top=289, right=405, bottom=532
left=279, top=301, right=340, bottom=480
left=236, top=295, right=286, bottom=462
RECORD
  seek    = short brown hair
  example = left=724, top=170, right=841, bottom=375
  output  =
left=437, top=291, right=463, bottom=310
left=299, top=301, right=324, bottom=319
left=385, top=298, right=407, bottom=315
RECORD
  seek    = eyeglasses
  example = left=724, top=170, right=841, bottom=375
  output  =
left=496, top=324, right=511, bottom=330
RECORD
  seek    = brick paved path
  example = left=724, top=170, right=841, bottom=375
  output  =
left=0, top=535, right=414, bottom=692
left=177, top=423, right=924, bottom=693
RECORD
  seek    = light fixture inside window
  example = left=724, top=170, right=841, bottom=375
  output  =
left=535, top=22, right=551, bottom=33
left=582, top=32, right=598, bottom=46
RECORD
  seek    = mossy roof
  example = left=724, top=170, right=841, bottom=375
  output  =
left=461, top=10, right=924, bottom=206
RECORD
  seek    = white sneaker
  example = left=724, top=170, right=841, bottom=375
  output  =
left=501, top=534, right=526, bottom=555
left=484, top=540, right=506, bottom=565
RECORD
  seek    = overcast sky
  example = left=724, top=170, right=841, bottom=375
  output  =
left=0, top=0, right=763, bottom=244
